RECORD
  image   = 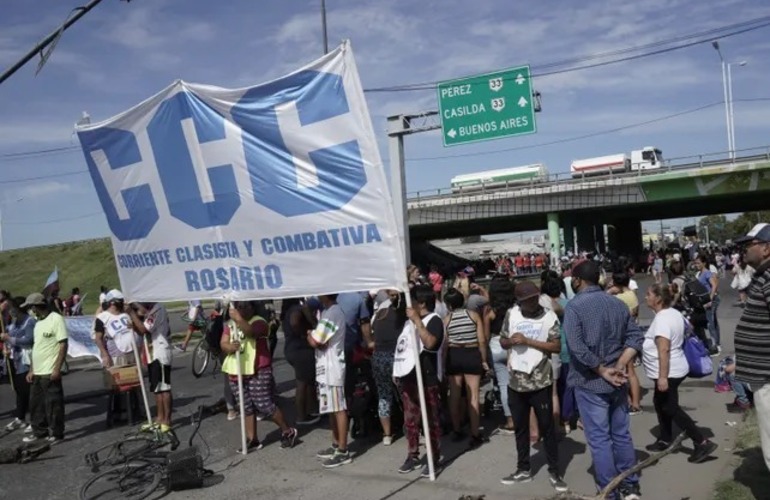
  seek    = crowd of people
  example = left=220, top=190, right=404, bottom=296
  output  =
left=2, top=223, right=770, bottom=498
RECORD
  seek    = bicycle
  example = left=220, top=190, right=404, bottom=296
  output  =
left=80, top=406, right=210, bottom=500
left=186, top=315, right=222, bottom=378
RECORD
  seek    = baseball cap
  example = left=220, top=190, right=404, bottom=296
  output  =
left=735, top=223, right=770, bottom=244
left=514, top=281, right=540, bottom=301
left=105, top=289, right=125, bottom=302
left=20, top=292, right=46, bottom=308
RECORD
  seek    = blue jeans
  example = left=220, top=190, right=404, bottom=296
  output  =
left=489, top=337, right=511, bottom=417
left=706, top=295, right=721, bottom=347
left=575, top=387, right=638, bottom=498
left=727, top=372, right=752, bottom=405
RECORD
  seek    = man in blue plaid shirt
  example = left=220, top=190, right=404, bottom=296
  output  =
left=564, top=260, right=644, bottom=500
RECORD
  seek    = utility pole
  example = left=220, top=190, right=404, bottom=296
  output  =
left=321, top=0, right=329, bottom=54
left=0, top=0, right=108, bottom=86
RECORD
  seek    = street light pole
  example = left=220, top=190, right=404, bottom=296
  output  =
left=712, top=41, right=733, bottom=160
left=321, top=0, right=329, bottom=54
left=727, top=60, right=747, bottom=158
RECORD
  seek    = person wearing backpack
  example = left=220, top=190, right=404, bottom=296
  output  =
left=642, top=284, right=717, bottom=463
left=695, top=255, right=721, bottom=353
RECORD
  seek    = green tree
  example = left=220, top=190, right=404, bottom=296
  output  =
left=727, top=211, right=770, bottom=240
left=698, top=214, right=729, bottom=244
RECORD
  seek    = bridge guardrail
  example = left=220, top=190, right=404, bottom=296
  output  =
left=406, top=145, right=770, bottom=203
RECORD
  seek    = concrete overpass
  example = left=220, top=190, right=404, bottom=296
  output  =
left=406, top=150, right=770, bottom=257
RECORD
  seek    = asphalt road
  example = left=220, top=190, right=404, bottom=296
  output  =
left=0, top=277, right=750, bottom=499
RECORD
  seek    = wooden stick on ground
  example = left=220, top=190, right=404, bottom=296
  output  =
left=543, top=432, right=688, bottom=500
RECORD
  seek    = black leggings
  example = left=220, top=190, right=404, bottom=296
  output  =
left=7, top=362, right=31, bottom=421
left=653, top=376, right=705, bottom=444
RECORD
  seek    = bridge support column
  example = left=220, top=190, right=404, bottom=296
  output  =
left=547, top=213, right=561, bottom=263
left=576, top=224, right=595, bottom=253
left=595, top=223, right=606, bottom=254
left=563, top=220, right=575, bottom=254
left=610, top=218, right=643, bottom=259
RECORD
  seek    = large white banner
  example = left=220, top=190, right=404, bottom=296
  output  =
left=77, top=42, right=407, bottom=302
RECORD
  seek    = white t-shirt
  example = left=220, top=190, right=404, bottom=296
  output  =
left=97, top=311, right=143, bottom=358
left=311, top=304, right=347, bottom=386
left=642, top=308, right=689, bottom=380
left=144, top=303, right=171, bottom=365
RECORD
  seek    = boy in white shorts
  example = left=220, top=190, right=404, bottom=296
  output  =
left=308, top=294, right=349, bottom=468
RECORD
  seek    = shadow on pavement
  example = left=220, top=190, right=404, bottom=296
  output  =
left=732, top=447, right=770, bottom=499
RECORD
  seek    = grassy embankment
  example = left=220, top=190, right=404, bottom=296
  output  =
left=0, top=238, right=117, bottom=314
left=713, top=409, right=769, bottom=500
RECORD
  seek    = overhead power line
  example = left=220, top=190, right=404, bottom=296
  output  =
left=3, top=16, right=769, bottom=161
left=364, top=15, right=770, bottom=92
left=3, top=210, right=103, bottom=226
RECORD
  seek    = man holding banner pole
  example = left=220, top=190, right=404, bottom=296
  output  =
left=94, top=290, right=152, bottom=426
left=128, top=302, right=173, bottom=433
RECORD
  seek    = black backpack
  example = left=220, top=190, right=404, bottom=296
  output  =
left=683, top=279, right=710, bottom=311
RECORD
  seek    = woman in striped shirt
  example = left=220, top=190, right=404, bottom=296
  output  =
left=444, top=288, right=489, bottom=448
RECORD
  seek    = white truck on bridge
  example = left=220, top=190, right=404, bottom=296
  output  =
left=451, top=163, right=548, bottom=192
left=570, top=146, right=663, bottom=177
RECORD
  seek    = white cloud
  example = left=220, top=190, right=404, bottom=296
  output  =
left=16, top=181, right=72, bottom=199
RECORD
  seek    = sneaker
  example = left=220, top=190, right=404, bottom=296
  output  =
left=227, top=410, right=239, bottom=421
left=237, top=439, right=263, bottom=454
left=382, top=435, right=393, bottom=446
left=316, top=444, right=338, bottom=459
left=398, top=456, right=420, bottom=474
left=497, top=424, right=515, bottom=435
left=23, top=424, right=33, bottom=434
left=174, top=345, right=187, bottom=353
left=322, top=449, right=352, bottom=468
left=727, top=399, right=752, bottom=413
left=688, top=440, right=717, bottom=464
left=501, top=469, right=532, bottom=485
left=140, top=422, right=159, bottom=433
left=549, top=473, right=568, bottom=492
left=159, top=424, right=172, bottom=434
left=628, top=407, right=643, bottom=416
left=717, top=345, right=722, bottom=354
left=420, top=462, right=442, bottom=478
left=714, top=382, right=731, bottom=393
left=296, top=415, right=321, bottom=426
left=22, top=434, right=42, bottom=444
left=5, top=418, right=25, bottom=431
left=46, top=436, right=62, bottom=446
left=620, top=482, right=642, bottom=500
left=281, top=428, right=298, bottom=449
left=645, top=440, right=670, bottom=452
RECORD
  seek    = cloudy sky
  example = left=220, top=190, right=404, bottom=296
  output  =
left=1, top=0, right=769, bottom=249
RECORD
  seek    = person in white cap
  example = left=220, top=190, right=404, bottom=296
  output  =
left=733, top=222, right=770, bottom=472
left=93, top=290, right=142, bottom=368
left=20, top=292, right=68, bottom=445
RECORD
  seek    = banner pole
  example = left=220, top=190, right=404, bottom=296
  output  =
left=235, top=339, right=248, bottom=455
left=404, top=293, right=436, bottom=481
left=129, top=333, right=153, bottom=425
left=1, top=320, right=15, bottom=393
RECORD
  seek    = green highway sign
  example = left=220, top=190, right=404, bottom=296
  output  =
left=437, top=65, right=536, bottom=146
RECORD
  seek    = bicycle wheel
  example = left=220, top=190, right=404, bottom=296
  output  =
left=191, top=338, right=210, bottom=378
left=80, top=460, right=163, bottom=500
